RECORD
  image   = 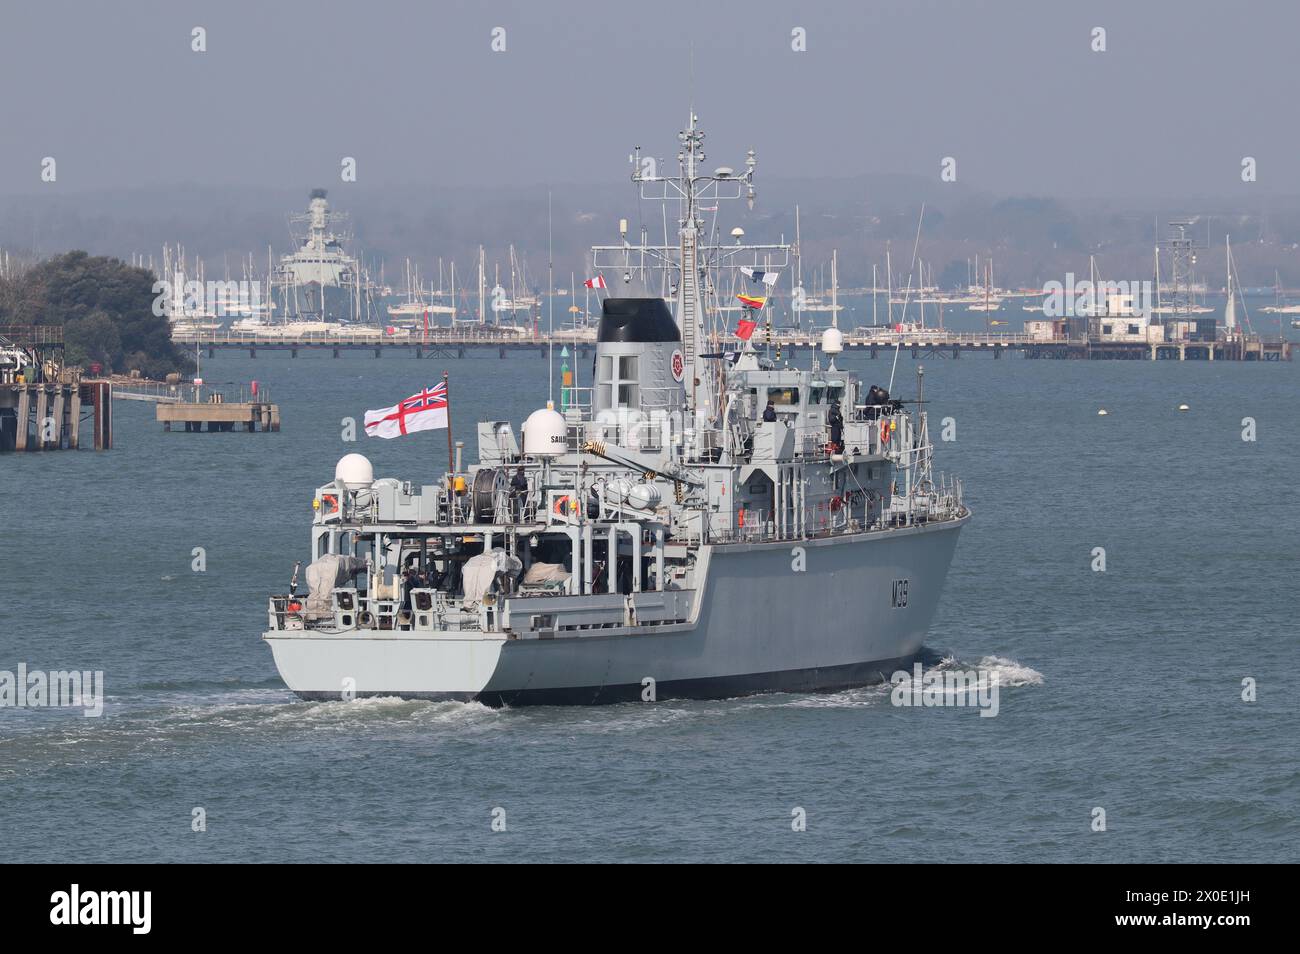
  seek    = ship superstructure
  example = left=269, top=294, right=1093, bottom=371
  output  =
left=262, top=114, right=969, bottom=705
left=269, top=189, right=379, bottom=325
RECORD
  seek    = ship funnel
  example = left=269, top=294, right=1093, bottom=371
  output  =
left=523, top=406, right=567, bottom=458
left=335, top=453, right=374, bottom=490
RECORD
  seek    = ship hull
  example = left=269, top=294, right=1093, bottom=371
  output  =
left=265, top=516, right=965, bottom=706
left=284, top=282, right=371, bottom=323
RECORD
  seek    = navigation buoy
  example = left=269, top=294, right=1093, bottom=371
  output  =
left=1097, top=409, right=1108, bottom=416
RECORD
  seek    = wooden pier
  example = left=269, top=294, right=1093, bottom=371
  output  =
left=157, top=396, right=280, bottom=432
left=173, top=328, right=1292, bottom=361
left=150, top=381, right=280, bottom=433
left=104, top=376, right=282, bottom=433
left=173, top=328, right=576, bottom=360
left=1, top=325, right=114, bottom=452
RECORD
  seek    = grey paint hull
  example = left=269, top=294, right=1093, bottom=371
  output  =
left=267, top=516, right=966, bottom=706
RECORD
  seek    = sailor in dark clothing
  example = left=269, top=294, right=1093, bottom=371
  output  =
left=401, top=566, right=419, bottom=609
left=827, top=402, right=844, bottom=452
left=865, top=384, right=889, bottom=419
left=762, top=400, right=777, bottom=422
left=509, top=465, right=529, bottom=520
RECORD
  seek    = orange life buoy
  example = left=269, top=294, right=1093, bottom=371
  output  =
left=880, top=420, right=892, bottom=443
left=738, top=509, right=746, bottom=528
left=321, top=494, right=339, bottom=513
left=553, top=495, right=570, bottom=515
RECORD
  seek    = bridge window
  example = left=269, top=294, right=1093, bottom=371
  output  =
left=768, top=387, right=800, bottom=406
left=600, top=354, right=640, bottom=408
left=812, top=386, right=844, bottom=405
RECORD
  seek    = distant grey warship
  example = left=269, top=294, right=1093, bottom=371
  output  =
left=263, top=114, right=969, bottom=705
left=265, top=189, right=377, bottom=325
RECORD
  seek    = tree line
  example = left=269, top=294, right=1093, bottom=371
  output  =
left=0, top=251, right=193, bottom=379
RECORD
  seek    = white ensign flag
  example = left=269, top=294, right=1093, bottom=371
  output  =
left=364, top=383, right=448, bottom=439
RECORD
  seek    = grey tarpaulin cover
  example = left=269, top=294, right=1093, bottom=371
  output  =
left=462, top=549, right=523, bottom=603
left=305, top=554, right=365, bottom=616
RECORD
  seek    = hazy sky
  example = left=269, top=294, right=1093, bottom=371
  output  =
left=0, top=0, right=1293, bottom=199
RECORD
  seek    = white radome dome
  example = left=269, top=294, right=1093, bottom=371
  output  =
left=335, top=453, right=374, bottom=490
left=523, top=407, right=567, bottom=458
left=822, top=326, right=844, bottom=355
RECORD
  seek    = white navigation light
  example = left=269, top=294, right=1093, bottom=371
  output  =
left=714, top=166, right=734, bottom=178
left=523, top=407, right=567, bottom=458
left=335, top=453, right=374, bottom=490
left=822, top=326, right=844, bottom=355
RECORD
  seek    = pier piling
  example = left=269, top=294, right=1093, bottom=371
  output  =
left=2, top=378, right=108, bottom=453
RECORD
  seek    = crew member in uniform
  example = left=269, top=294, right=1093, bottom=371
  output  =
left=509, top=465, right=529, bottom=520
left=762, top=399, right=777, bottom=422
left=828, top=401, right=844, bottom=453
left=865, top=384, right=889, bottom=420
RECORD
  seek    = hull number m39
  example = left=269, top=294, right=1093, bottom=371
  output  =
left=891, top=579, right=910, bottom=608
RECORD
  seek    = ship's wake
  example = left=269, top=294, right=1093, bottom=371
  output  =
left=0, top=652, right=1045, bottom=776
left=760, top=649, right=1044, bottom=710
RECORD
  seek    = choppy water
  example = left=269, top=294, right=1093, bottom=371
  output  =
left=2, top=347, right=1296, bottom=862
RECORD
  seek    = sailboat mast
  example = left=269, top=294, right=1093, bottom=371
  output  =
left=831, top=249, right=838, bottom=328
left=886, top=249, right=893, bottom=326
left=1225, top=235, right=1237, bottom=333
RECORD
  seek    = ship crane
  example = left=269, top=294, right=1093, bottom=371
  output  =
left=579, top=439, right=706, bottom=489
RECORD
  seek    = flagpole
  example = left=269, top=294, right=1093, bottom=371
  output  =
left=443, top=370, right=454, bottom=480
left=547, top=189, right=554, bottom=407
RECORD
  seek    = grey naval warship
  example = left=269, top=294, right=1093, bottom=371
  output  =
left=272, top=189, right=377, bottom=323
left=262, top=113, right=969, bottom=705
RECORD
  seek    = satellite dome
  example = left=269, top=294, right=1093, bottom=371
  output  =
left=523, top=407, right=567, bottom=458
left=822, top=326, right=844, bottom=355
left=335, top=453, right=374, bottom=490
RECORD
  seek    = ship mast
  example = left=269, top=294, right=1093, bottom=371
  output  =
left=676, top=113, right=704, bottom=411
left=625, top=111, right=759, bottom=423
